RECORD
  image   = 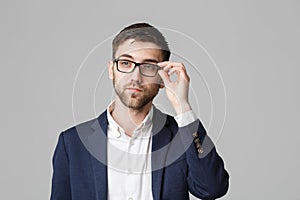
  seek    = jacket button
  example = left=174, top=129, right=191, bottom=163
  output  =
left=198, top=148, right=204, bottom=154
left=194, top=138, right=200, bottom=144
left=192, top=132, right=198, bottom=138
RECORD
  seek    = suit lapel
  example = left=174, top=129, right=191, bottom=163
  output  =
left=151, top=107, right=172, bottom=200
left=85, top=108, right=172, bottom=200
left=87, top=111, right=108, bottom=200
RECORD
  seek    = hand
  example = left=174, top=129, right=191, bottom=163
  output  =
left=158, top=61, right=192, bottom=114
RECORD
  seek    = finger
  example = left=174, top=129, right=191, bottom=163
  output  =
left=158, top=63, right=173, bottom=72
left=160, top=64, right=180, bottom=73
left=158, top=61, right=185, bottom=66
left=158, top=62, right=189, bottom=81
left=168, top=68, right=178, bottom=76
left=167, top=65, right=185, bottom=74
left=159, top=62, right=186, bottom=71
left=158, top=69, right=171, bottom=84
left=158, top=62, right=177, bottom=71
left=168, top=67, right=190, bottom=82
left=157, top=61, right=170, bottom=67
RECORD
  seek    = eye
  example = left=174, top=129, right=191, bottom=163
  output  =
left=120, top=60, right=130, bottom=66
left=142, top=63, right=157, bottom=70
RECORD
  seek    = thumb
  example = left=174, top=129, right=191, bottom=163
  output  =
left=158, top=70, right=170, bottom=85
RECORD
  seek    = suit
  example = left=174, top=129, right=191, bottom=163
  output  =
left=50, top=107, right=229, bottom=200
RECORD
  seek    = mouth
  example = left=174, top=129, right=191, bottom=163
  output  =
left=126, top=87, right=144, bottom=93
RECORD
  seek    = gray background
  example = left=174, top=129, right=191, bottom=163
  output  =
left=1, top=0, right=299, bottom=199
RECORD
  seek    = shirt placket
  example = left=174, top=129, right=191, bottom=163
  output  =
left=126, top=132, right=138, bottom=200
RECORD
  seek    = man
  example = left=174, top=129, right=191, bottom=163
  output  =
left=50, top=23, right=229, bottom=200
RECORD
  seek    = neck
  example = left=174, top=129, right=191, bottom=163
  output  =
left=110, top=98, right=152, bottom=136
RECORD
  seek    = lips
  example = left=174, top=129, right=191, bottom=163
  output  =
left=126, top=87, right=143, bottom=92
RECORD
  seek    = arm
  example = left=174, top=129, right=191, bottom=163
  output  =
left=50, top=132, right=72, bottom=200
left=179, top=118, right=229, bottom=199
left=158, top=62, right=229, bottom=199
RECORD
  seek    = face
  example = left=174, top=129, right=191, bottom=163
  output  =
left=108, top=39, right=164, bottom=110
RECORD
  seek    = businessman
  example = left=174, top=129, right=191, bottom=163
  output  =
left=50, top=22, right=229, bottom=200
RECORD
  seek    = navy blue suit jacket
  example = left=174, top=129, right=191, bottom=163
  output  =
left=50, top=107, right=229, bottom=200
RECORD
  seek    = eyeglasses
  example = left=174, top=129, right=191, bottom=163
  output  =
left=113, top=59, right=161, bottom=77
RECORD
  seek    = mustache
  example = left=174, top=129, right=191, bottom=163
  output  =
left=127, top=79, right=161, bottom=87
left=129, top=81, right=142, bottom=88
left=123, top=81, right=144, bottom=91
left=127, top=84, right=144, bottom=91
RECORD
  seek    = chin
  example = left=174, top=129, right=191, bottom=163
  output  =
left=127, top=99, right=148, bottom=110
left=127, top=102, right=143, bottom=110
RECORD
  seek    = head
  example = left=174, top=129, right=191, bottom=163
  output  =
left=112, top=23, right=170, bottom=61
left=108, top=23, right=171, bottom=110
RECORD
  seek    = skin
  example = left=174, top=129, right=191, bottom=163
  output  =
left=108, top=39, right=191, bottom=136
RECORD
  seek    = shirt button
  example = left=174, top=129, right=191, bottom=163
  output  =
left=130, top=141, right=135, bottom=145
left=115, top=131, right=121, bottom=138
left=128, top=197, right=133, bottom=200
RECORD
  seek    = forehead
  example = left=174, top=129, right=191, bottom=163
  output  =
left=115, top=39, right=163, bottom=61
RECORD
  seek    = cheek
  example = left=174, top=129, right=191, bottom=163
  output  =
left=143, top=82, right=160, bottom=92
left=113, top=72, right=128, bottom=86
left=143, top=76, right=162, bottom=85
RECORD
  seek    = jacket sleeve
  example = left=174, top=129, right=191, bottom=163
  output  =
left=50, top=132, right=72, bottom=200
left=179, top=119, right=229, bottom=199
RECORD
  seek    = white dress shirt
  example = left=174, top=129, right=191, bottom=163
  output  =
left=106, top=102, right=196, bottom=200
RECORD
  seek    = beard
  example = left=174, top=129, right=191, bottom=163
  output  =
left=113, top=78, right=160, bottom=110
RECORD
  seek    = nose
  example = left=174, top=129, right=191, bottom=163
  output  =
left=130, top=66, right=142, bottom=82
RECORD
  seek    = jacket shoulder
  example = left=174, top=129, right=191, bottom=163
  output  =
left=59, top=114, right=105, bottom=145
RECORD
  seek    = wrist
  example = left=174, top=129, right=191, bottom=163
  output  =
left=174, top=102, right=191, bottom=115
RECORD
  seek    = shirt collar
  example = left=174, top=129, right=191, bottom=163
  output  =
left=106, top=101, right=153, bottom=139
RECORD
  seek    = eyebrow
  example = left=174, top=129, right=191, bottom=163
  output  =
left=117, top=54, right=159, bottom=63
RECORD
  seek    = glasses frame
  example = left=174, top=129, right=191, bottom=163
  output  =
left=113, top=58, right=161, bottom=77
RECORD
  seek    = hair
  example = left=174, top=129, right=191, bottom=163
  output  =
left=112, top=22, right=171, bottom=61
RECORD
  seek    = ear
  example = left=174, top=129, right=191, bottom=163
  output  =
left=159, top=78, right=165, bottom=89
left=108, top=60, right=114, bottom=80
left=159, top=84, right=165, bottom=89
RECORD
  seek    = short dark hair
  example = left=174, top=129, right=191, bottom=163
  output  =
left=112, top=22, right=171, bottom=61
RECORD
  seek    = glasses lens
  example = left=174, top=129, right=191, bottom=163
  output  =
left=140, top=63, right=159, bottom=77
left=117, top=60, right=134, bottom=72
